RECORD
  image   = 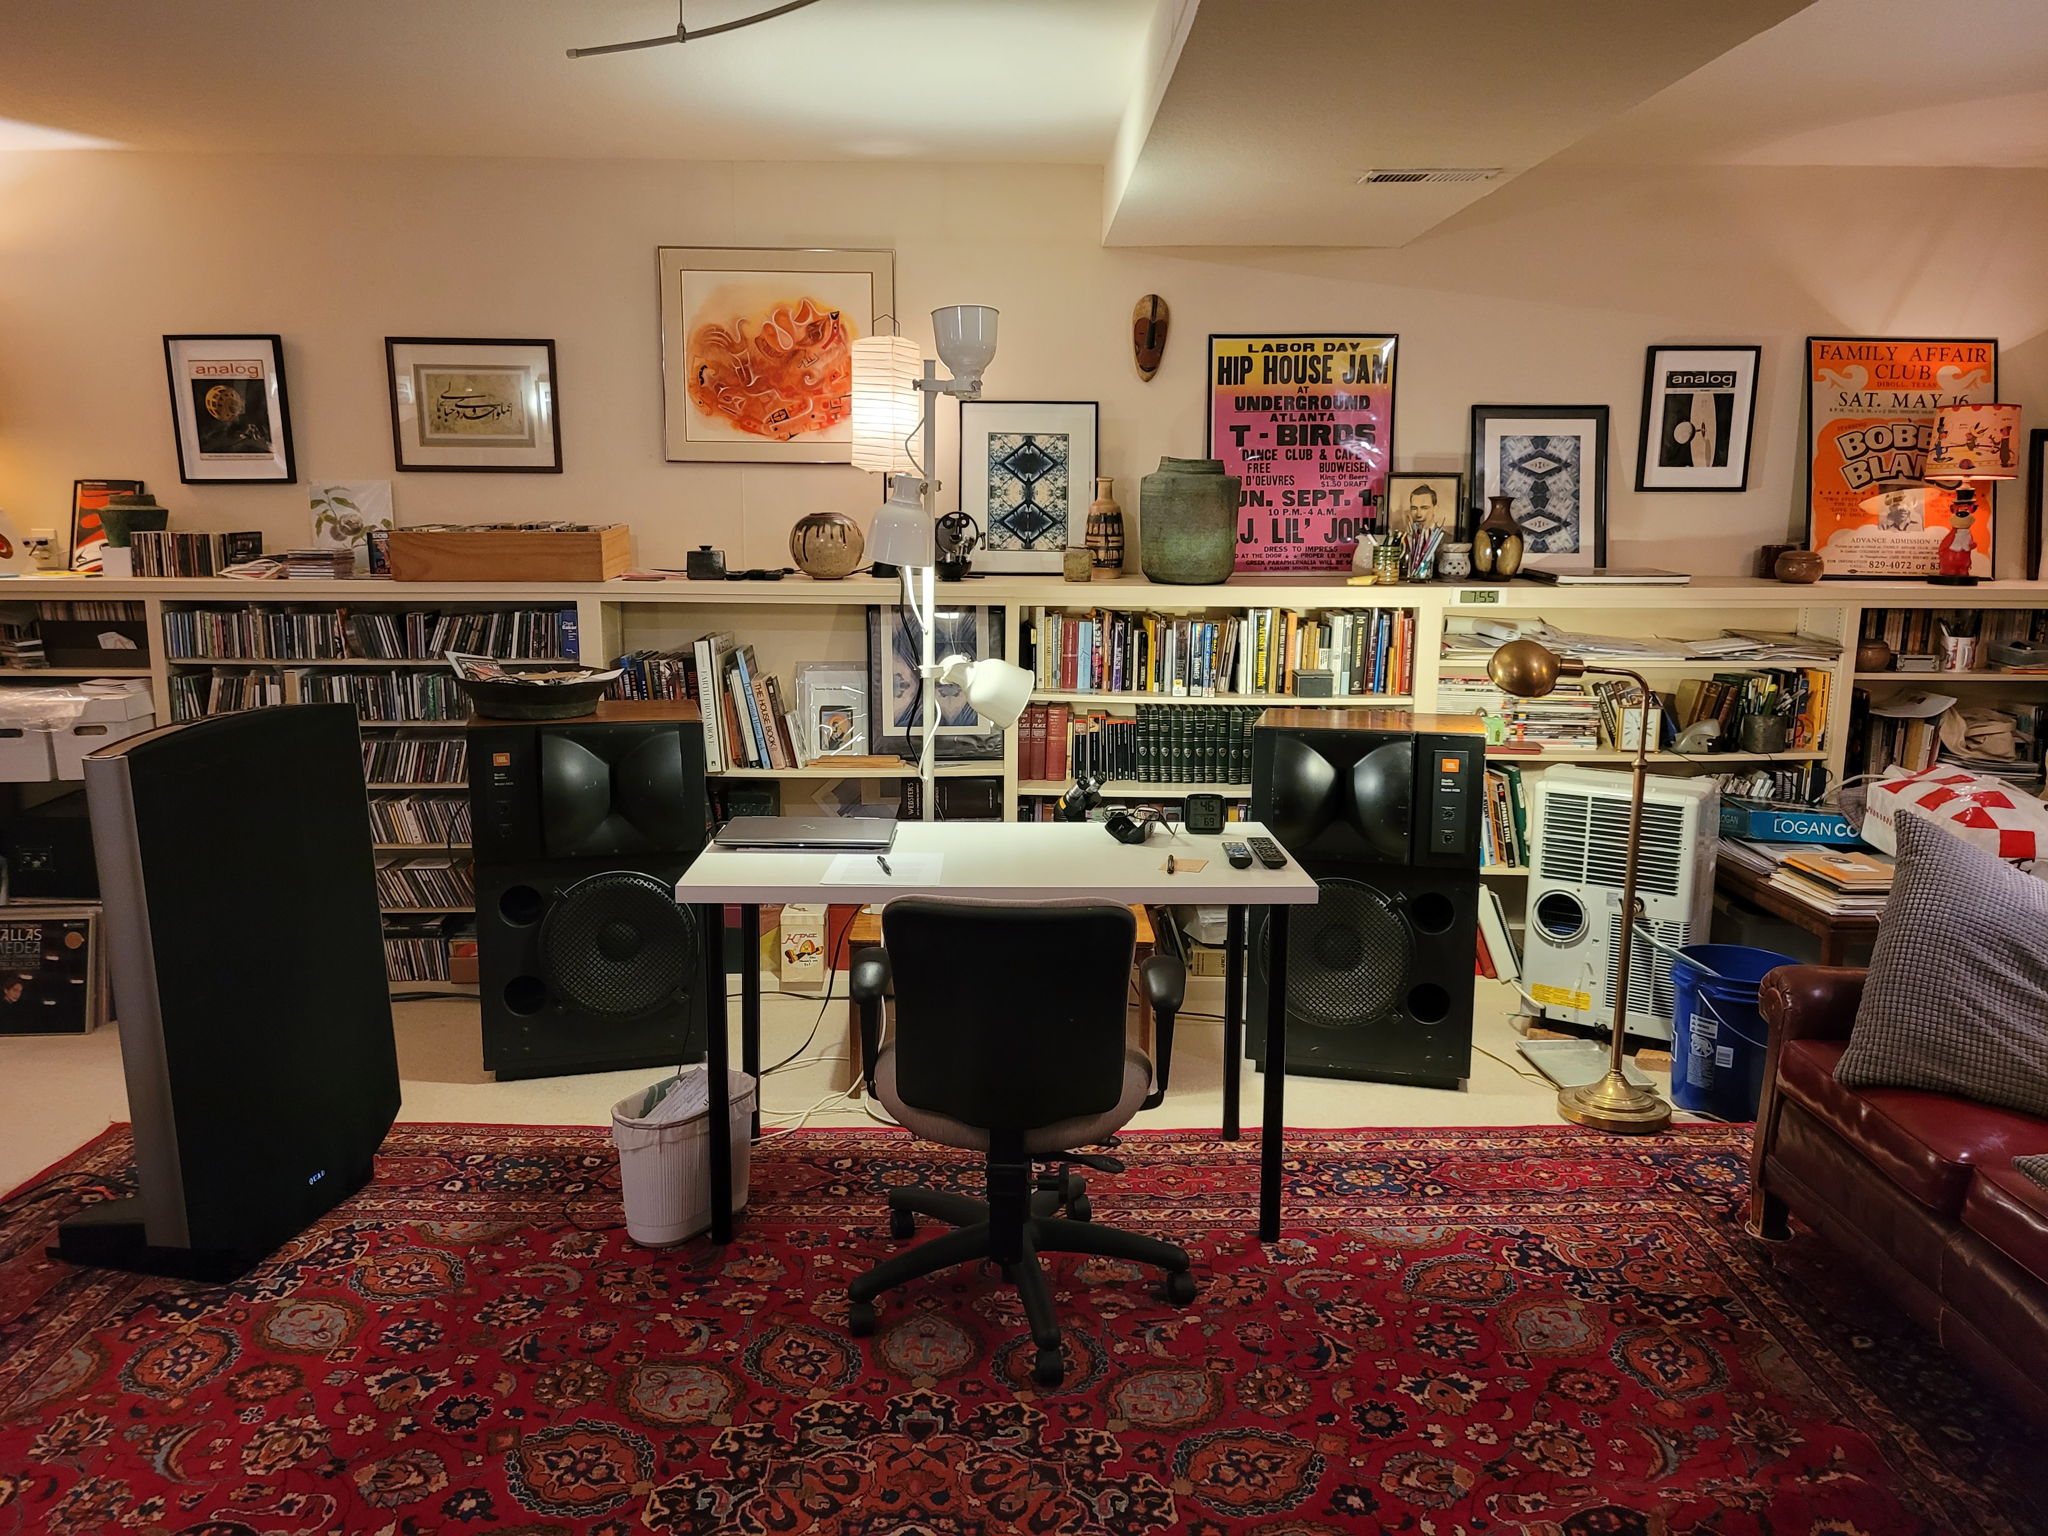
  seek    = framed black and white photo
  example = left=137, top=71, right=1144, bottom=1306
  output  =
left=163, top=335, right=295, bottom=483
left=1469, top=405, right=1609, bottom=571
left=1384, top=471, right=1464, bottom=539
left=385, top=337, right=560, bottom=472
left=957, top=400, right=1098, bottom=573
left=866, top=603, right=1008, bottom=761
left=1635, top=345, right=1760, bottom=492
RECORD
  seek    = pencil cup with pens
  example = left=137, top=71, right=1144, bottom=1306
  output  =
left=1736, top=675, right=1793, bottom=754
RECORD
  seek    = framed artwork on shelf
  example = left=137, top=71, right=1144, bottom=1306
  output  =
left=1469, top=405, right=1609, bottom=571
left=162, top=334, right=295, bottom=483
left=1206, top=332, right=1397, bottom=574
left=1635, top=344, right=1760, bottom=492
left=865, top=603, right=1007, bottom=762
left=657, top=246, right=894, bottom=464
left=69, top=479, right=144, bottom=574
left=1384, top=471, right=1463, bottom=540
left=2028, top=428, right=2048, bottom=582
left=1805, top=336, right=1997, bottom=578
left=957, top=400, right=1098, bottom=573
left=385, top=337, right=561, bottom=473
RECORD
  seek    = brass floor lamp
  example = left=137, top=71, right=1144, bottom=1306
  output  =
left=1488, top=638, right=1671, bottom=1135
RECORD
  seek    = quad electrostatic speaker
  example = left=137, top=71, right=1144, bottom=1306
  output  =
left=1249, top=710, right=1482, bottom=1088
left=57, top=704, right=399, bottom=1281
left=470, top=703, right=709, bottom=1080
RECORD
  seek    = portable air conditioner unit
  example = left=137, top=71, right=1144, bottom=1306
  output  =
left=1523, top=767, right=1719, bottom=1043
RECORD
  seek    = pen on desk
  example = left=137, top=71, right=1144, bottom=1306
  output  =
left=877, top=855, right=892, bottom=875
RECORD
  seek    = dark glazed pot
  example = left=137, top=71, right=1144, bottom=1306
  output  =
left=1139, top=457, right=1239, bottom=585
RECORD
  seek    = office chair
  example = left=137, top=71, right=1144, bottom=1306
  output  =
left=848, top=896, right=1196, bottom=1386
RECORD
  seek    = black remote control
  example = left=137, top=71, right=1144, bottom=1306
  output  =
left=1247, top=836, right=1289, bottom=869
left=1223, top=841, right=1253, bottom=869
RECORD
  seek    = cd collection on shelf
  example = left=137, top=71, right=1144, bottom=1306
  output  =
left=367, top=794, right=472, bottom=846
left=374, top=859, right=475, bottom=911
left=1023, top=605, right=1415, bottom=698
left=363, top=735, right=468, bottom=785
left=169, top=668, right=467, bottom=723
left=163, top=605, right=578, bottom=660
left=384, top=930, right=455, bottom=983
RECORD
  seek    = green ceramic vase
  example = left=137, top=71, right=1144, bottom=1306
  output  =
left=1139, top=456, right=1239, bottom=585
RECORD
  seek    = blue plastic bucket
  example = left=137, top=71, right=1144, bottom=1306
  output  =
left=1669, top=943, right=1796, bottom=1120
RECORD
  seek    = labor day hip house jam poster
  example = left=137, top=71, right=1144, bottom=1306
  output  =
left=1807, top=336, right=1998, bottom=578
left=1208, top=334, right=1396, bottom=574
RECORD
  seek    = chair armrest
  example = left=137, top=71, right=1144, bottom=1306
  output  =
left=1139, top=953, right=1186, bottom=1110
left=1759, top=965, right=1864, bottom=1044
left=851, top=946, right=890, bottom=1092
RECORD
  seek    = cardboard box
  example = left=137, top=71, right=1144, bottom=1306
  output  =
left=0, top=727, right=54, bottom=783
left=387, top=525, right=633, bottom=583
left=780, top=903, right=826, bottom=989
left=54, top=715, right=152, bottom=780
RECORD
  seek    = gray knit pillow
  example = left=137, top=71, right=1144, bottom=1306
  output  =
left=1835, top=812, right=2048, bottom=1117
left=2021, top=1155, right=2048, bottom=1192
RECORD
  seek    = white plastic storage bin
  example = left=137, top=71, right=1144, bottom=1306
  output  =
left=611, top=1067, right=757, bottom=1246
left=0, top=726, right=55, bottom=782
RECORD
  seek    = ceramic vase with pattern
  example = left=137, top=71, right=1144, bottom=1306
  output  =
left=1471, top=496, right=1525, bottom=582
left=1085, top=478, right=1124, bottom=578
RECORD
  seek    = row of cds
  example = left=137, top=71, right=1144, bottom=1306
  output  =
left=162, top=605, right=578, bottom=661
left=374, top=859, right=475, bottom=911
left=168, top=669, right=469, bottom=723
left=367, top=794, right=472, bottom=846
left=384, top=933, right=452, bottom=983
left=363, top=734, right=468, bottom=785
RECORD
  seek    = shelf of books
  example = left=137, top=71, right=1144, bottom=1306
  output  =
left=1849, top=606, right=2048, bottom=787
left=158, top=599, right=579, bottom=985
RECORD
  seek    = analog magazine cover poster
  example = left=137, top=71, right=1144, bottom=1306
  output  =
left=1208, top=334, right=1395, bottom=574
left=1807, top=337, right=1997, bottom=578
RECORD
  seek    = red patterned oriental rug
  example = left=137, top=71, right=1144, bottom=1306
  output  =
left=0, top=1124, right=2042, bottom=1536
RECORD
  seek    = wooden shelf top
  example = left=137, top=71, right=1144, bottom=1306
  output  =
left=1854, top=670, right=2048, bottom=682
left=1016, top=779, right=1252, bottom=798
left=1485, top=747, right=1829, bottom=764
left=0, top=666, right=152, bottom=678
left=1032, top=690, right=1412, bottom=707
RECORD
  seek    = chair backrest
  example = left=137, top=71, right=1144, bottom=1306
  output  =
left=881, top=896, right=1135, bottom=1134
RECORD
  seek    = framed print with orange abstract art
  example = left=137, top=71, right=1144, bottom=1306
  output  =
left=658, top=247, right=894, bottom=464
left=1806, top=336, right=1997, bottom=578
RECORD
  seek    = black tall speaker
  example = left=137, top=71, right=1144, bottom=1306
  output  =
left=470, top=703, right=709, bottom=1080
left=1249, top=710, right=1483, bottom=1088
left=56, top=704, right=399, bottom=1281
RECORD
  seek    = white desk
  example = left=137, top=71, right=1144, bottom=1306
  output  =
left=676, top=820, right=1320, bottom=1243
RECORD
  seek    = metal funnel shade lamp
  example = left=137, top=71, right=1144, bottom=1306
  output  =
left=1488, top=638, right=1672, bottom=1135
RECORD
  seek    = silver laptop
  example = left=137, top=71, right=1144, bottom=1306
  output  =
left=713, top=815, right=898, bottom=851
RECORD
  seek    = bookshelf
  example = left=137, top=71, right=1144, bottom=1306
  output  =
left=0, top=570, right=2041, bottom=973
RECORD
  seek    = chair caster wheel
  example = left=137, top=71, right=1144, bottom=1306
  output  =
left=889, top=1207, right=917, bottom=1240
left=1162, top=1270, right=1197, bottom=1306
left=1032, top=1346, right=1065, bottom=1388
left=848, top=1299, right=877, bottom=1337
left=1068, top=1195, right=1092, bottom=1222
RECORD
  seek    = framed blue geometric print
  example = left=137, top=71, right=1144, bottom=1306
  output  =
left=958, top=400, right=1099, bottom=572
left=1470, top=405, right=1610, bottom=572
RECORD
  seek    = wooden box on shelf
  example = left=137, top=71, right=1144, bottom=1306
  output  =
left=387, top=525, right=633, bottom=583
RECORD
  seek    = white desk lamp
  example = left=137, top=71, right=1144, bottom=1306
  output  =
left=850, top=305, right=1027, bottom=819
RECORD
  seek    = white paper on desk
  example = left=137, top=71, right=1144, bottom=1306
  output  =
left=1870, top=690, right=1957, bottom=719
left=822, top=852, right=945, bottom=886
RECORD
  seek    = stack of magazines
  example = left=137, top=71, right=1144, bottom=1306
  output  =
left=1720, top=838, right=1892, bottom=916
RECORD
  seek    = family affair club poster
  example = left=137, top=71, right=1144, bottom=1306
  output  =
left=1208, top=334, right=1396, bottom=573
left=1808, top=336, right=1997, bottom=578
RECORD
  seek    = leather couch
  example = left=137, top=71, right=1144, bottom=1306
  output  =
left=1752, top=965, right=2048, bottom=1429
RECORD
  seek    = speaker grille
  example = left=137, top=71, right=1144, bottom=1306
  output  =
left=539, top=871, right=699, bottom=1021
left=1263, top=877, right=1412, bottom=1027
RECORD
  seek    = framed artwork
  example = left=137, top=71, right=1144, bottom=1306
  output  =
left=1384, top=471, right=1464, bottom=540
left=865, top=603, right=1007, bottom=762
left=1806, top=336, right=1997, bottom=578
left=1469, top=405, right=1609, bottom=571
left=957, top=400, right=1098, bottom=573
left=1635, top=345, right=1760, bottom=492
left=385, top=338, right=560, bottom=473
left=658, top=246, right=894, bottom=464
left=2027, top=429, right=2047, bottom=582
left=1207, top=333, right=1396, bottom=574
left=69, top=479, right=144, bottom=574
left=162, top=335, right=295, bottom=483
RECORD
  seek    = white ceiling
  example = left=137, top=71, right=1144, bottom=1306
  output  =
left=0, top=0, right=1156, bottom=162
left=1564, top=0, right=2048, bottom=167
left=2, top=0, right=2044, bottom=246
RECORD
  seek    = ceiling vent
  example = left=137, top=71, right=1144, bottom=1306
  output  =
left=1355, top=168, right=1503, bottom=185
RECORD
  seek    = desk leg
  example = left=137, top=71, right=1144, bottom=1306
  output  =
left=1222, top=904, right=1245, bottom=1142
left=740, top=904, right=761, bottom=1140
left=700, top=903, right=734, bottom=1246
left=1259, top=904, right=1288, bottom=1244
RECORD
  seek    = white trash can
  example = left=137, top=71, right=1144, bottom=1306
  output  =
left=610, top=1066, right=757, bottom=1247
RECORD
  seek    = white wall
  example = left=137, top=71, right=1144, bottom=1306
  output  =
left=2, top=150, right=2044, bottom=576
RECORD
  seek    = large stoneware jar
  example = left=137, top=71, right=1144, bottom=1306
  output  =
left=1139, top=456, right=1239, bottom=584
